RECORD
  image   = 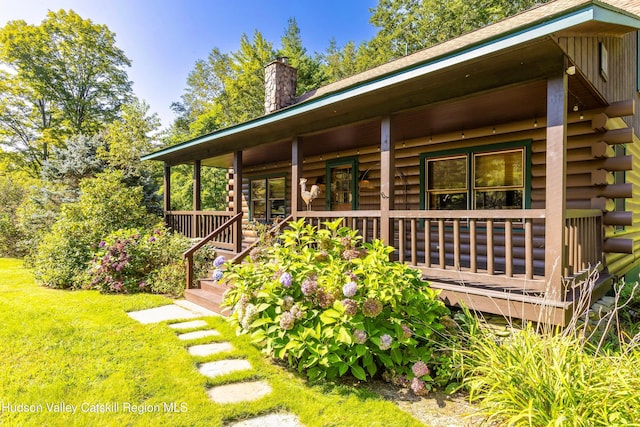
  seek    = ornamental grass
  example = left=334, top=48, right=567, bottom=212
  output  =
left=460, top=269, right=640, bottom=426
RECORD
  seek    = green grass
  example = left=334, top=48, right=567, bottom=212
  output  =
left=0, top=258, right=424, bottom=427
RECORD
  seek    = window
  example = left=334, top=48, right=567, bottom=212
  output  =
left=250, top=176, right=285, bottom=222
left=473, top=149, right=523, bottom=209
left=421, top=142, right=529, bottom=210
left=426, top=155, right=467, bottom=209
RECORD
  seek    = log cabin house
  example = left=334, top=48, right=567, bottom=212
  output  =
left=143, top=0, right=640, bottom=324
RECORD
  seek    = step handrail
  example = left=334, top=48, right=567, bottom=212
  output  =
left=183, top=212, right=243, bottom=289
left=231, top=215, right=293, bottom=264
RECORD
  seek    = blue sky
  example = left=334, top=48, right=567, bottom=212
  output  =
left=0, top=0, right=378, bottom=129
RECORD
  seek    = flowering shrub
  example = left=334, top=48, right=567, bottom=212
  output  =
left=89, top=225, right=191, bottom=296
left=222, top=218, right=453, bottom=392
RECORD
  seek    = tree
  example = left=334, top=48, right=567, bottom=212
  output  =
left=321, top=38, right=359, bottom=83
left=0, top=9, right=132, bottom=171
left=41, top=134, right=107, bottom=190
left=364, top=0, right=551, bottom=67
left=277, top=18, right=326, bottom=96
left=99, top=99, right=163, bottom=214
left=219, top=30, right=275, bottom=124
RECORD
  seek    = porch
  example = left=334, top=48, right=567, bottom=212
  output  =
left=168, top=207, right=608, bottom=324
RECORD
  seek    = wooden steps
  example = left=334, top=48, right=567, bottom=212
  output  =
left=184, top=279, right=231, bottom=316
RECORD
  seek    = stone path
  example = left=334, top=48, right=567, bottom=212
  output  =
left=128, top=301, right=304, bottom=427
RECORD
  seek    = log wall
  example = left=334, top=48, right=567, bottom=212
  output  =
left=558, top=31, right=640, bottom=280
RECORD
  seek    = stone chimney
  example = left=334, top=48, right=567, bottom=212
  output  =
left=264, top=57, right=297, bottom=114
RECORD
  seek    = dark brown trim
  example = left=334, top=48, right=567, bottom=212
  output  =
left=291, top=137, right=302, bottom=219
left=233, top=151, right=243, bottom=253
left=545, top=71, right=568, bottom=295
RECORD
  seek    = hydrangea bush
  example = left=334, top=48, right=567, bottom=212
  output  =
left=89, top=225, right=194, bottom=296
left=222, top=218, right=454, bottom=392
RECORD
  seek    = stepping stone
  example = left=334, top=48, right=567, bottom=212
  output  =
left=178, top=329, right=220, bottom=341
left=188, top=342, right=235, bottom=357
left=128, top=304, right=200, bottom=324
left=227, top=413, right=304, bottom=427
left=169, top=320, right=208, bottom=330
left=206, top=380, right=271, bottom=404
left=198, top=359, right=252, bottom=378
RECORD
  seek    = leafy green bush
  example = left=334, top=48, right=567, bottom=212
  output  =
left=33, top=170, right=154, bottom=289
left=89, top=226, right=190, bottom=296
left=222, top=219, right=452, bottom=392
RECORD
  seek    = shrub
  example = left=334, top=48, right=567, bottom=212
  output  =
left=33, top=170, right=155, bottom=289
left=89, top=226, right=190, bottom=296
left=222, top=219, right=452, bottom=391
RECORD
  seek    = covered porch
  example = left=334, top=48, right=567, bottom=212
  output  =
left=147, top=26, right=637, bottom=324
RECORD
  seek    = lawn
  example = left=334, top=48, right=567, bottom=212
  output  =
left=0, top=258, right=424, bottom=427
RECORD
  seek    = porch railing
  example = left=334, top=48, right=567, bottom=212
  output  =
left=564, top=209, right=603, bottom=278
left=182, top=212, right=243, bottom=289
left=296, top=210, right=382, bottom=242
left=166, top=210, right=235, bottom=242
left=297, top=209, right=603, bottom=294
left=390, top=209, right=547, bottom=291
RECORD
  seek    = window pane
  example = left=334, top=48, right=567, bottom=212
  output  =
left=252, top=201, right=266, bottom=220
left=270, top=199, right=285, bottom=217
left=330, top=165, right=353, bottom=209
left=428, top=157, right=466, bottom=190
left=430, top=192, right=468, bottom=210
left=251, top=180, right=266, bottom=200
left=474, top=150, right=523, bottom=188
left=269, top=177, right=285, bottom=199
left=475, top=190, right=523, bottom=209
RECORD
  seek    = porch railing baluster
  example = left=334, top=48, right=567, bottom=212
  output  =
left=505, top=219, right=513, bottom=277
left=487, top=219, right=494, bottom=275
left=525, top=219, right=533, bottom=280
left=438, top=219, right=445, bottom=269
left=411, top=218, right=417, bottom=266
left=469, top=218, right=477, bottom=273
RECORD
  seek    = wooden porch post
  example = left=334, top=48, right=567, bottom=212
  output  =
left=545, top=69, right=568, bottom=298
left=291, top=137, right=302, bottom=219
left=193, top=160, right=201, bottom=238
left=233, top=151, right=243, bottom=253
left=380, top=116, right=395, bottom=246
left=163, top=163, right=171, bottom=219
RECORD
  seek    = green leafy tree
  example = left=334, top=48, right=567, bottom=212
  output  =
left=99, top=99, right=163, bottom=214
left=219, top=30, right=275, bottom=124
left=277, top=18, right=326, bottom=96
left=0, top=9, right=132, bottom=171
left=0, top=151, right=37, bottom=256
left=363, top=0, right=550, bottom=67
left=321, top=38, right=359, bottom=83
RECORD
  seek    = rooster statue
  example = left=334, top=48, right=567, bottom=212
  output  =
left=300, top=178, right=320, bottom=211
